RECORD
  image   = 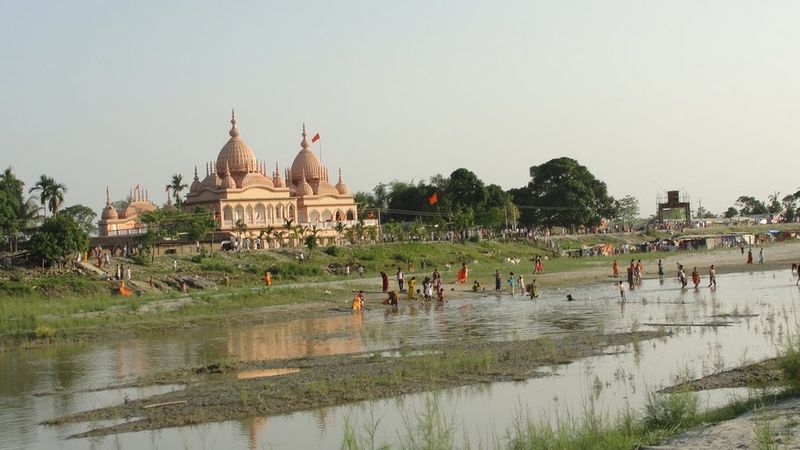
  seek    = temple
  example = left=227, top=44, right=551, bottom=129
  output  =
left=98, top=111, right=368, bottom=247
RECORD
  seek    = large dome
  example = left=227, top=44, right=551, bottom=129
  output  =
left=290, top=125, right=323, bottom=181
left=215, top=111, right=257, bottom=175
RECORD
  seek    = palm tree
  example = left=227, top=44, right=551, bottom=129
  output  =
left=258, top=226, right=275, bottom=249
left=29, top=175, right=66, bottom=217
left=168, top=174, right=188, bottom=207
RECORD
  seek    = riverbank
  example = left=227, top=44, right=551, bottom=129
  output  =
left=2, top=236, right=799, bottom=350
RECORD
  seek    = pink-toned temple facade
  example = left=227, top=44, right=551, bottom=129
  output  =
left=98, top=112, right=374, bottom=245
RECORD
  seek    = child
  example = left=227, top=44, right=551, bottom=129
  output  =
left=618, top=281, right=626, bottom=301
left=508, top=272, right=516, bottom=296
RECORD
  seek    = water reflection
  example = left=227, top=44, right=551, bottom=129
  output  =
left=2, top=270, right=800, bottom=449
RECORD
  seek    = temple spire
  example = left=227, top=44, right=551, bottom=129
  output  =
left=194, top=166, right=199, bottom=181
left=300, top=123, right=310, bottom=150
left=106, top=186, right=111, bottom=205
left=229, top=109, right=240, bottom=138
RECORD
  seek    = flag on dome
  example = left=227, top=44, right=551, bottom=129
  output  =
left=311, top=132, right=321, bottom=143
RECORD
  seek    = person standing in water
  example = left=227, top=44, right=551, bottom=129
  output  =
left=759, top=248, right=764, bottom=265
left=612, top=259, right=619, bottom=278
left=691, top=267, right=701, bottom=289
left=747, top=248, right=753, bottom=264
left=658, top=259, right=664, bottom=277
left=508, top=272, right=515, bottom=296
left=530, top=279, right=540, bottom=298
left=708, top=265, right=717, bottom=288
left=618, top=281, right=626, bottom=301
left=494, top=270, right=502, bottom=292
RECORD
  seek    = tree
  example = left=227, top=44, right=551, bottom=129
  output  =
left=181, top=207, right=215, bottom=243
left=60, top=204, right=97, bottom=235
left=445, top=168, right=486, bottom=212
left=767, top=192, right=782, bottom=214
left=511, top=158, right=616, bottom=229
left=615, top=195, right=640, bottom=225
left=30, top=214, right=88, bottom=265
left=724, top=207, right=738, bottom=219
left=0, top=167, right=24, bottom=250
left=735, top=196, right=768, bottom=216
left=29, top=175, right=67, bottom=217
left=168, top=174, right=188, bottom=207
left=782, top=195, right=798, bottom=223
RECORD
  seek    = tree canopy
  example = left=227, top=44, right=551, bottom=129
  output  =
left=30, top=214, right=88, bottom=263
left=511, top=157, right=616, bottom=229
left=61, top=204, right=97, bottom=235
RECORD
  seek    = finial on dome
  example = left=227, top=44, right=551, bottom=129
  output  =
left=300, top=123, right=310, bottom=150
left=229, top=109, right=240, bottom=138
left=225, top=161, right=231, bottom=176
left=338, top=168, right=343, bottom=182
left=106, top=186, right=111, bottom=205
left=194, top=166, right=199, bottom=181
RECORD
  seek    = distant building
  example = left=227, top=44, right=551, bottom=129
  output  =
left=97, top=111, right=371, bottom=246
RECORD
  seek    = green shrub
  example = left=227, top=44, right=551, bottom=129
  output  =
left=34, top=323, right=56, bottom=339
left=323, top=246, right=340, bottom=257
left=643, top=389, right=698, bottom=429
left=198, top=258, right=235, bottom=273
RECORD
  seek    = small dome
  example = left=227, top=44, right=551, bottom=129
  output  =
left=120, top=205, right=137, bottom=219
left=221, top=173, right=236, bottom=189
left=335, top=169, right=350, bottom=194
left=296, top=171, right=314, bottom=196
left=241, top=171, right=274, bottom=189
left=200, top=173, right=220, bottom=190
left=101, top=204, right=118, bottom=220
left=290, top=124, right=323, bottom=182
left=315, top=180, right=339, bottom=195
left=190, top=179, right=201, bottom=192
left=215, top=111, right=258, bottom=175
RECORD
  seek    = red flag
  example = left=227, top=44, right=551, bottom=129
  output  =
left=311, top=132, right=321, bottom=143
left=428, top=193, right=438, bottom=205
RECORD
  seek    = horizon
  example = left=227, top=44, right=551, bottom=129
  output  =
left=2, top=1, right=799, bottom=217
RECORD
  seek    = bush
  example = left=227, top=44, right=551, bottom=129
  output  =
left=643, top=390, right=698, bottom=429
left=779, top=333, right=800, bottom=388
left=266, top=262, right=321, bottom=280
left=198, top=258, right=235, bottom=273
left=34, top=323, right=56, bottom=339
left=323, top=246, right=340, bottom=257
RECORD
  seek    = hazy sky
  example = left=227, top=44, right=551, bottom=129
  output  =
left=2, top=1, right=799, bottom=217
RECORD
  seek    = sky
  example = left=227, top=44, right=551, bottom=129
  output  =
left=1, top=0, right=799, bottom=217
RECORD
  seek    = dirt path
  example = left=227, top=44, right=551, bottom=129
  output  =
left=646, top=396, right=800, bottom=449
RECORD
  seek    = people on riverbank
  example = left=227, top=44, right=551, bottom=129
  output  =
left=612, top=259, right=619, bottom=278
left=627, top=260, right=635, bottom=290
left=747, top=248, right=753, bottom=264
left=759, top=248, right=764, bottom=265
left=264, top=271, right=272, bottom=289
left=495, top=270, right=502, bottom=292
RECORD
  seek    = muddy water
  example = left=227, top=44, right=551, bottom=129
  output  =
left=2, top=269, right=799, bottom=449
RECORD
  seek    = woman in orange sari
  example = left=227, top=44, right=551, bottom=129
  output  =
left=457, top=262, right=469, bottom=284
left=612, top=260, right=619, bottom=278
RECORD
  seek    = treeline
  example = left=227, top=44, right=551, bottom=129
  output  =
left=356, top=157, right=629, bottom=232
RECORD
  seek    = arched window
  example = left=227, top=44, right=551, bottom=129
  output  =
left=235, top=205, right=245, bottom=222
left=266, top=204, right=274, bottom=223
left=223, top=206, right=234, bottom=227
left=276, top=204, right=284, bottom=220
left=246, top=205, right=254, bottom=224
left=322, top=209, right=333, bottom=221
left=310, top=210, right=320, bottom=223
left=335, top=209, right=344, bottom=221
left=255, top=204, right=266, bottom=225
left=288, top=204, right=296, bottom=220
left=346, top=209, right=355, bottom=220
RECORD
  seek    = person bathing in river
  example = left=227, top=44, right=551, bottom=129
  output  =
left=407, top=276, right=417, bottom=299
left=352, top=290, right=365, bottom=311
left=691, top=267, right=701, bottom=289
left=708, top=265, right=717, bottom=289
left=508, top=272, right=516, bottom=296
left=383, top=290, right=398, bottom=305
left=530, top=279, right=540, bottom=299
left=627, top=261, right=635, bottom=290
left=396, top=267, right=404, bottom=292
left=657, top=259, right=664, bottom=277
left=472, top=280, right=483, bottom=292
left=612, top=259, right=619, bottom=278
left=380, top=271, right=389, bottom=292
left=618, top=281, right=626, bottom=302
left=677, top=264, right=688, bottom=288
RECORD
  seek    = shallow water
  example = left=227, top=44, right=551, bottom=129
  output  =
left=2, top=269, right=799, bottom=449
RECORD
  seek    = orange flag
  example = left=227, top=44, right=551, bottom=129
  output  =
left=428, top=193, right=438, bottom=205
